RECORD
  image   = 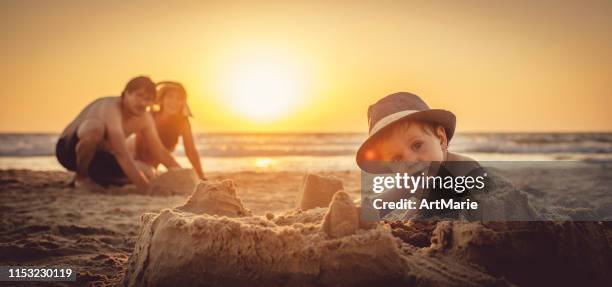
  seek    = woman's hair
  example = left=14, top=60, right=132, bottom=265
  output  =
left=121, top=76, right=156, bottom=98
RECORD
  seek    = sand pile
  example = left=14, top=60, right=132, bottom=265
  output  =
left=123, top=176, right=505, bottom=287
left=148, top=168, right=199, bottom=196
left=322, top=191, right=360, bottom=238
left=177, top=179, right=251, bottom=217
left=123, top=173, right=611, bottom=286
left=427, top=221, right=612, bottom=286
left=474, top=170, right=540, bottom=221
left=299, top=174, right=344, bottom=210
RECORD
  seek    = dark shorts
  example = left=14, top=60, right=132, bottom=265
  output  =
left=55, top=131, right=127, bottom=186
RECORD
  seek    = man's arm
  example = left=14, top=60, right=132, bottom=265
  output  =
left=182, top=119, right=205, bottom=179
left=141, top=115, right=181, bottom=170
left=105, top=110, right=150, bottom=191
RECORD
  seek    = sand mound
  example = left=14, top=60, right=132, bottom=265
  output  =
left=123, top=179, right=506, bottom=287
left=148, top=168, right=198, bottom=196
left=427, top=221, right=612, bottom=286
left=177, top=179, right=251, bottom=217
left=299, top=174, right=343, bottom=210
left=475, top=170, right=540, bottom=221
left=322, top=191, right=360, bottom=238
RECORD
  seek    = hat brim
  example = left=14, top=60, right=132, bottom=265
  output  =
left=356, top=109, right=456, bottom=172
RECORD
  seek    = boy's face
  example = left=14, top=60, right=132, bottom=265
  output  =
left=374, top=121, right=447, bottom=163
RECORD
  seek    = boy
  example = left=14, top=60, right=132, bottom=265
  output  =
left=356, top=92, right=537, bottom=221
left=356, top=92, right=473, bottom=168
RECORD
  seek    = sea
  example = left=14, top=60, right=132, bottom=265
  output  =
left=0, top=133, right=611, bottom=172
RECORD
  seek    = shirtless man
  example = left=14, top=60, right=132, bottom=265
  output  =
left=55, top=76, right=180, bottom=192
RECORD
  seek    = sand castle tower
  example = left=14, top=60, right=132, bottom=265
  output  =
left=177, top=179, right=251, bottom=217
left=299, top=174, right=344, bottom=210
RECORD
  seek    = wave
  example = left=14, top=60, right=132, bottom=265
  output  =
left=451, top=133, right=612, bottom=154
left=0, top=133, right=610, bottom=157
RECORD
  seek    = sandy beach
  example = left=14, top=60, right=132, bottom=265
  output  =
left=0, top=169, right=360, bottom=286
left=2, top=0, right=612, bottom=285
left=1, top=165, right=611, bottom=286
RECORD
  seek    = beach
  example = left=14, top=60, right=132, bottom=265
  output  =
left=3, top=0, right=612, bottom=284
left=1, top=162, right=611, bottom=286
left=0, top=169, right=361, bottom=286
left=1, top=133, right=611, bottom=286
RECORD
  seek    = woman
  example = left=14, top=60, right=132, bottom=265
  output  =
left=128, top=81, right=205, bottom=180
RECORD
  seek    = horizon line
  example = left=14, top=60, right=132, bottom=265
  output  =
left=0, top=130, right=611, bottom=135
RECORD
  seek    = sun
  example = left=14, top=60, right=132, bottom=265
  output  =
left=254, top=157, right=273, bottom=168
left=220, top=54, right=307, bottom=122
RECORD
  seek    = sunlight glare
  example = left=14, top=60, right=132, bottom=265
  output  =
left=220, top=54, right=307, bottom=122
left=254, top=157, right=273, bottom=168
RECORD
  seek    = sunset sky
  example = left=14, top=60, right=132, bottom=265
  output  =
left=1, top=0, right=611, bottom=133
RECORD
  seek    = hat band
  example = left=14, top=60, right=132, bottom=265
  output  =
left=370, top=110, right=420, bottom=135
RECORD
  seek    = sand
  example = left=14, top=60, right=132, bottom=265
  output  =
left=0, top=169, right=358, bottom=286
left=148, top=168, right=198, bottom=196
left=321, top=191, right=360, bottom=238
left=1, top=167, right=611, bottom=286
left=123, top=180, right=506, bottom=287
left=177, top=179, right=251, bottom=217
left=427, top=221, right=612, bottom=285
left=299, top=173, right=344, bottom=210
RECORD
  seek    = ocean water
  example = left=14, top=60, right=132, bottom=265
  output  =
left=0, top=133, right=611, bottom=172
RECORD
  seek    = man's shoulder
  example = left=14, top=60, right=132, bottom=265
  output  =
left=100, top=97, right=124, bottom=112
left=96, top=96, right=120, bottom=105
left=85, top=96, right=120, bottom=111
left=84, top=97, right=122, bottom=123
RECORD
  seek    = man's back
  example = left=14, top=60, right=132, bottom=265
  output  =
left=60, top=97, right=149, bottom=146
left=60, top=97, right=115, bottom=138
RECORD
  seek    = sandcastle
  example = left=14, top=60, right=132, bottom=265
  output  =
left=298, top=173, right=344, bottom=210
left=322, top=191, right=360, bottom=238
left=123, top=173, right=611, bottom=286
left=123, top=174, right=506, bottom=287
left=177, top=179, right=251, bottom=217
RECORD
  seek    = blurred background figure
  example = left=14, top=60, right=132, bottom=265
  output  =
left=128, top=81, right=205, bottom=180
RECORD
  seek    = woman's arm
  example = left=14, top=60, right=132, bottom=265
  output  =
left=182, top=119, right=205, bottom=179
left=141, top=114, right=181, bottom=170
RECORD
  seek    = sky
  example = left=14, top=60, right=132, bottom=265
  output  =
left=1, top=0, right=611, bottom=133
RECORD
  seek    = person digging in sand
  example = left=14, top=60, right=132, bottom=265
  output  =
left=55, top=76, right=181, bottom=193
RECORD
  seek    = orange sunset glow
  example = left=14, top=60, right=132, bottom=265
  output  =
left=1, top=3, right=612, bottom=286
left=1, top=1, right=611, bottom=133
